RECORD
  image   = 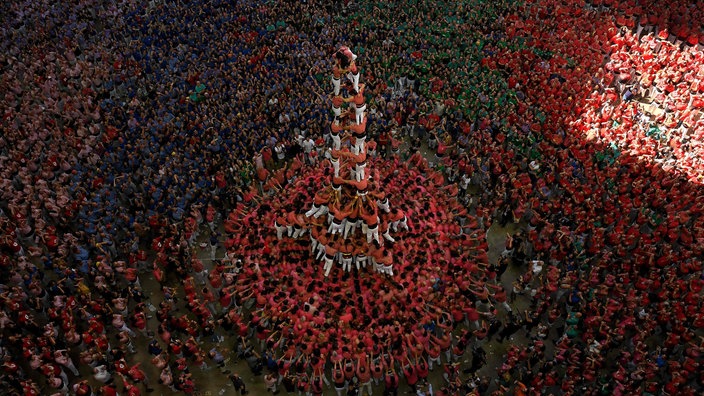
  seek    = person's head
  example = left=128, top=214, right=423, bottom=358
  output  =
left=335, top=51, right=349, bottom=68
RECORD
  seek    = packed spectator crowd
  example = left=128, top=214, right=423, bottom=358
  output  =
left=1, top=0, right=703, bottom=395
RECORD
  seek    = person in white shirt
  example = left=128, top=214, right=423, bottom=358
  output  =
left=302, top=137, right=315, bottom=164
left=274, top=143, right=286, bottom=163
left=93, top=365, right=112, bottom=384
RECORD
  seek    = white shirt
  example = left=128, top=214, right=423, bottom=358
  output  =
left=94, top=365, right=111, bottom=383
left=416, top=383, right=433, bottom=396
left=460, top=174, right=471, bottom=189
left=275, top=144, right=286, bottom=160
left=303, top=138, right=315, bottom=153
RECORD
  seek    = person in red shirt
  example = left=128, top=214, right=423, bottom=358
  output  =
left=332, top=95, right=344, bottom=118
left=334, top=147, right=367, bottom=183
left=97, top=384, right=118, bottom=396
left=373, top=245, right=393, bottom=276
left=261, top=146, right=274, bottom=170
left=369, top=352, right=385, bottom=386
left=432, top=331, right=453, bottom=364
left=344, top=83, right=366, bottom=125
left=360, top=200, right=380, bottom=245
left=356, top=354, right=372, bottom=396
left=72, top=380, right=92, bottom=396
left=377, top=130, right=390, bottom=158
left=330, top=116, right=346, bottom=152
left=343, top=113, right=368, bottom=155
left=402, top=355, right=419, bottom=394
left=426, top=338, right=443, bottom=371
left=384, top=365, right=399, bottom=396
left=332, top=62, right=343, bottom=96
left=305, top=188, right=332, bottom=219
left=388, top=208, right=408, bottom=233
left=415, top=356, right=429, bottom=381
left=119, top=374, right=141, bottom=396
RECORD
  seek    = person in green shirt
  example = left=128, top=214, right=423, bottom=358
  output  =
left=565, top=325, right=579, bottom=339
left=566, top=310, right=581, bottom=326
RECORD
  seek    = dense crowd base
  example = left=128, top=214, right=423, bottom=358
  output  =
left=2, top=0, right=704, bottom=395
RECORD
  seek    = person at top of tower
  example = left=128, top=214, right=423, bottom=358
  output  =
left=334, top=46, right=357, bottom=68
left=335, top=46, right=360, bottom=92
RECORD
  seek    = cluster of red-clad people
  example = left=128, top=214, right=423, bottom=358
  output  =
left=461, top=1, right=704, bottom=395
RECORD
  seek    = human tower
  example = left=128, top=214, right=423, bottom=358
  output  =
left=275, top=46, right=407, bottom=277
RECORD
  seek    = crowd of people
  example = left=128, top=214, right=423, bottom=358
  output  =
left=1, top=0, right=703, bottom=395
left=463, top=1, right=704, bottom=395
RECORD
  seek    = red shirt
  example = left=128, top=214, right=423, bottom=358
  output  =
left=403, top=365, right=418, bottom=385
left=353, top=92, right=364, bottom=106
left=99, top=386, right=117, bottom=396
left=125, top=384, right=141, bottom=396
left=384, top=373, right=398, bottom=389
